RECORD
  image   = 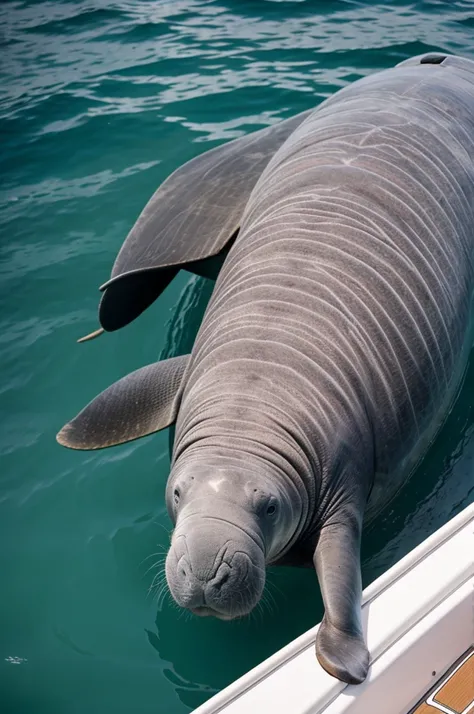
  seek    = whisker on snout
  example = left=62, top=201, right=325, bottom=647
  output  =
left=147, top=572, right=164, bottom=600
left=143, top=556, right=167, bottom=578
left=139, top=546, right=168, bottom=566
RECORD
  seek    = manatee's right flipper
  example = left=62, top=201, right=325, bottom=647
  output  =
left=96, top=109, right=312, bottom=332
left=313, top=509, right=369, bottom=685
left=56, top=354, right=190, bottom=450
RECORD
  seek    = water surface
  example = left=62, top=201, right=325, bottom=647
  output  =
left=1, top=1, right=473, bottom=712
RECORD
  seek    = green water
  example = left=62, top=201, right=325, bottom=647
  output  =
left=1, top=1, right=473, bottom=712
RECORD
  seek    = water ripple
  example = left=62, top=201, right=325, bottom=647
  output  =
left=2, top=0, right=472, bottom=125
left=1, top=2, right=473, bottom=713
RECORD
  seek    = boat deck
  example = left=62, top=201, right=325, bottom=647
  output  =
left=409, top=648, right=473, bottom=714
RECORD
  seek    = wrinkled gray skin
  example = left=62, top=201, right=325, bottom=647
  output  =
left=57, top=55, right=474, bottom=685
left=167, top=54, right=474, bottom=679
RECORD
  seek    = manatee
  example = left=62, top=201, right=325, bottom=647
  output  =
left=57, top=54, right=474, bottom=685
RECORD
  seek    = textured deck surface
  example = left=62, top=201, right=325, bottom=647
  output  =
left=409, top=649, right=473, bottom=713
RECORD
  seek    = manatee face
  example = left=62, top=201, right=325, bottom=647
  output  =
left=165, top=464, right=299, bottom=619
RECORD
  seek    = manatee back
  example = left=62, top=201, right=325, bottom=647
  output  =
left=175, top=56, right=474, bottom=509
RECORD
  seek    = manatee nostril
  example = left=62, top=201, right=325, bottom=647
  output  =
left=212, top=563, right=231, bottom=591
left=215, top=571, right=229, bottom=590
left=177, top=556, right=191, bottom=581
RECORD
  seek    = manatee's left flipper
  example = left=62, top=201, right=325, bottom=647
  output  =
left=56, top=354, right=190, bottom=450
left=313, top=510, right=369, bottom=685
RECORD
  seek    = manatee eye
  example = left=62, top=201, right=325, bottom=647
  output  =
left=173, top=488, right=180, bottom=505
left=266, top=504, right=276, bottom=516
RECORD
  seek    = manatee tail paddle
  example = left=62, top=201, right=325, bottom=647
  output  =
left=96, top=110, right=312, bottom=332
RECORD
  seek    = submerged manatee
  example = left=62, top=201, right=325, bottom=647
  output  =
left=57, top=54, right=474, bottom=684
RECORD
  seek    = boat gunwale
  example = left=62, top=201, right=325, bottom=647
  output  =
left=193, top=502, right=474, bottom=714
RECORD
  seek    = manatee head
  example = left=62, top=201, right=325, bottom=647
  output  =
left=164, top=461, right=303, bottom=619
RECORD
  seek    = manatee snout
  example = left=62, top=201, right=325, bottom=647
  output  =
left=165, top=521, right=266, bottom=619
